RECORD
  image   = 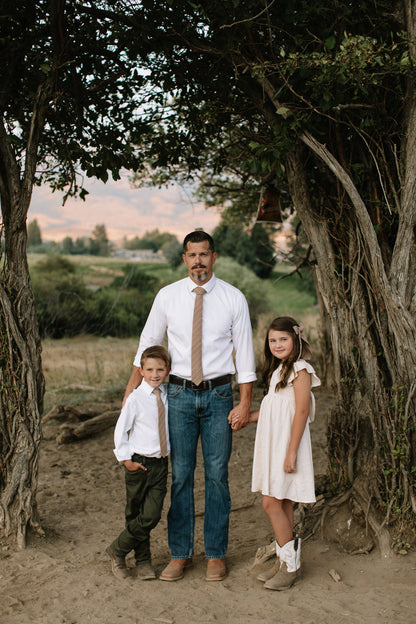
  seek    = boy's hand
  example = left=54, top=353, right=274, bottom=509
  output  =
left=124, top=459, right=147, bottom=472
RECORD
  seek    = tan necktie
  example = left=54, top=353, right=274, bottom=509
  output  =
left=153, top=388, right=168, bottom=457
left=191, top=286, right=206, bottom=386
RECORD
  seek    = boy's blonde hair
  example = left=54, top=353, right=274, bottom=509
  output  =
left=140, top=345, right=171, bottom=368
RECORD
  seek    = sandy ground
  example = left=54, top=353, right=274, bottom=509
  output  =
left=1, top=386, right=416, bottom=624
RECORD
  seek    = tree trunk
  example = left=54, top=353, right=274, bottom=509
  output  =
left=286, top=146, right=416, bottom=556
left=0, top=200, right=45, bottom=548
left=0, top=81, right=51, bottom=547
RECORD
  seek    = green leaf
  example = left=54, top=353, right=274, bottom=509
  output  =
left=325, top=35, right=336, bottom=50
left=276, top=107, right=290, bottom=117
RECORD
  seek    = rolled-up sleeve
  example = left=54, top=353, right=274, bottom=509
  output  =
left=232, top=294, right=257, bottom=384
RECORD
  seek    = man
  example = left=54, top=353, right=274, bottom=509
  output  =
left=122, top=230, right=256, bottom=582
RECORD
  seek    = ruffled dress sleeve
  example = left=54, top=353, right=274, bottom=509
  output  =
left=287, top=359, right=321, bottom=423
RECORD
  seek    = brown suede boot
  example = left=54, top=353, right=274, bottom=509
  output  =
left=105, top=545, right=130, bottom=580
left=257, top=541, right=281, bottom=582
left=257, top=559, right=280, bottom=582
left=264, top=538, right=301, bottom=591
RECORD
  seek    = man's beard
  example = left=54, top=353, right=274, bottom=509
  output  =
left=191, top=270, right=208, bottom=282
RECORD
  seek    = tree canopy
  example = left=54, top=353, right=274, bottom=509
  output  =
left=119, top=0, right=416, bottom=549
left=0, top=0, right=163, bottom=546
left=1, top=0, right=416, bottom=550
left=213, top=222, right=277, bottom=278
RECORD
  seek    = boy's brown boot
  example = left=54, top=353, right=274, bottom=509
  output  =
left=135, top=561, right=157, bottom=580
left=105, top=544, right=130, bottom=580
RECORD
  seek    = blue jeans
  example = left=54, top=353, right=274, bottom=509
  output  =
left=167, top=382, right=233, bottom=559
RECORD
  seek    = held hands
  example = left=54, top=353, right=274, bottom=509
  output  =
left=228, top=407, right=259, bottom=430
left=123, top=459, right=147, bottom=472
left=284, top=450, right=297, bottom=473
left=227, top=403, right=250, bottom=430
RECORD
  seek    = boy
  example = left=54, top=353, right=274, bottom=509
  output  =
left=106, top=345, right=171, bottom=581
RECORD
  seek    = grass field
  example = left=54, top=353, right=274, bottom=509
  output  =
left=33, top=252, right=319, bottom=411
left=39, top=255, right=318, bottom=412
left=28, top=253, right=317, bottom=319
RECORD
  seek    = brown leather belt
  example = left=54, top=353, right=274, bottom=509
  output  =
left=169, top=374, right=232, bottom=391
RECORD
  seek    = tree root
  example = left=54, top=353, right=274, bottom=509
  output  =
left=298, top=478, right=393, bottom=558
left=352, top=478, right=392, bottom=558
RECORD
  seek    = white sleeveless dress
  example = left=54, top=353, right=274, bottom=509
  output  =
left=251, top=360, right=321, bottom=503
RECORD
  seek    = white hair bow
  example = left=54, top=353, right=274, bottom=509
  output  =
left=293, top=323, right=312, bottom=361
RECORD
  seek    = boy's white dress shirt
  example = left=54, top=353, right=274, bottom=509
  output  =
left=113, top=379, right=169, bottom=461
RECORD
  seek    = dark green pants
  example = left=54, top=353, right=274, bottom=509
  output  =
left=112, top=454, right=168, bottom=563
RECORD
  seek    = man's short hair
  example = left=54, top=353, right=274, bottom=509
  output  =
left=183, top=230, right=215, bottom=253
left=140, top=345, right=171, bottom=368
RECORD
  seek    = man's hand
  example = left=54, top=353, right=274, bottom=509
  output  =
left=228, top=403, right=250, bottom=430
left=228, top=381, right=253, bottom=430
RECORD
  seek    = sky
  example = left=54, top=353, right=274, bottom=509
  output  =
left=29, top=174, right=222, bottom=244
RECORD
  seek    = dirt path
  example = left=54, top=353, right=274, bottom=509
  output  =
left=1, top=388, right=415, bottom=624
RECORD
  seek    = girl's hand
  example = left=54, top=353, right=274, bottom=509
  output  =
left=284, top=451, right=297, bottom=473
left=227, top=412, right=237, bottom=424
left=228, top=403, right=250, bottom=430
left=228, top=413, right=243, bottom=430
left=228, top=409, right=259, bottom=429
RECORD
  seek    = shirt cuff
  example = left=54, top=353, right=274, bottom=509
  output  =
left=236, top=372, right=257, bottom=384
left=113, top=449, right=131, bottom=462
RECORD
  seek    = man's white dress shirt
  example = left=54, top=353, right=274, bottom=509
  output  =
left=133, top=275, right=256, bottom=384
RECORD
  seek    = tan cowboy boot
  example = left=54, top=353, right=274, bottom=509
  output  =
left=264, top=537, right=301, bottom=591
left=256, top=541, right=281, bottom=582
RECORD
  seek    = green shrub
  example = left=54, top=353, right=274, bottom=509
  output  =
left=30, top=254, right=317, bottom=339
left=84, top=287, right=155, bottom=337
left=32, top=253, right=76, bottom=275
left=31, top=260, right=161, bottom=338
left=34, top=274, right=91, bottom=338
left=110, top=265, right=159, bottom=291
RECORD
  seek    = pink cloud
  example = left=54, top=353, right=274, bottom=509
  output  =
left=30, top=176, right=221, bottom=243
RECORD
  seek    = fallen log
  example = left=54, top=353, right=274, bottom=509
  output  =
left=56, top=409, right=119, bottom=444
left=43, top=402, right=117, bottom=423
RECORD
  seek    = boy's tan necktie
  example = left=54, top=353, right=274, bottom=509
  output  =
left=191, top=286, right=206, bottom=386
left=153, top=388, right=168, bottom=457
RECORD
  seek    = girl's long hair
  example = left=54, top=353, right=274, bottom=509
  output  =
left=261, top=316, right=306, bottom=393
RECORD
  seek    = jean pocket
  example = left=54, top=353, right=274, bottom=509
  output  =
left=212, top=383, right=233, bottom=400
left=167, top=383, right=184, bottom=399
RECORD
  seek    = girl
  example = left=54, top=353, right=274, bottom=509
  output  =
left=242, top=316, right=320, bottom=591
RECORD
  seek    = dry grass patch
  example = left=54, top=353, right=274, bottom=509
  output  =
left=41, top=310, right=321, bottom=412
left=42, top=335, right=138, bottom=411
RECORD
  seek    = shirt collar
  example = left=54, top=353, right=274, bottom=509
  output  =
left=186, top=274, right=216, bottom=294
left=140, top=379, right=167, bottom=397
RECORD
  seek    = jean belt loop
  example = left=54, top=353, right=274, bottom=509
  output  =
left=183, top=377, right=187, bottom=390
left=208, top=379, right=212, bottom=391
